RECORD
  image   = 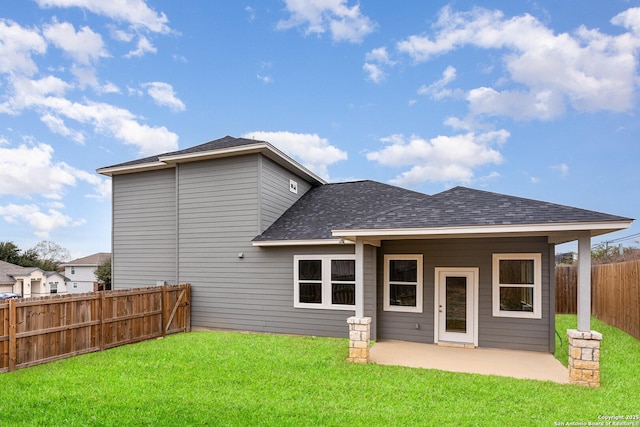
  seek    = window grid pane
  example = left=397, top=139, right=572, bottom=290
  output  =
left=331, top=260, right=355, bottom=281
left=499, top=286, right=534, bottom=312
left=332, top=283, right=355, bottom=305
left=299, top=260, right=322, bottom=281
left=389, top=260, right=417, bottom=283
left=389, top=284, right=416, bottom=307
left=499, top=259, right=534, bottom=284
left=299, top=282, right=322, bottom=304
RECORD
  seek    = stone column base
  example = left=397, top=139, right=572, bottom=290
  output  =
left=567, top=329, right=602, bottom=387
left=347, top=317, right=371, bottom=363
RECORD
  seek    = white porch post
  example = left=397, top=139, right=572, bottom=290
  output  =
left=347, top=238, right=371, bottom=363
left=568, top=232, right=601, bottom=387
left=577, top=233, right=591, bottom=332
left=355, top=239, right=365, bottom=319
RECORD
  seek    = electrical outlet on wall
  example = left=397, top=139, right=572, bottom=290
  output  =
left=289, top=179, right=298, bottom=194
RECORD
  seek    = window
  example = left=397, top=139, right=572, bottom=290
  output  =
left=50, top=282, right=58, bottom=294
left=294, top=255, right=356, bottom=309
left=492, top=253, right=542, bottom=319
left=71, top=267, right=75, bottom=274
left=383, top=255, right=423, bottom=313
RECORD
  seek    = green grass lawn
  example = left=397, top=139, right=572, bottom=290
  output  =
left=1, top=315, right=638, bottom=426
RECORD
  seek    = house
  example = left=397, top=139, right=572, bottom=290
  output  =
left=97, top=136, right=632, bottom=358
left=60, top=252, right=111, bottom=293
left=0, top=260, right=68, bottom=297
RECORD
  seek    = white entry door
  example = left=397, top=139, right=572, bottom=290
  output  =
left=435, top=268, right=478, bottom=346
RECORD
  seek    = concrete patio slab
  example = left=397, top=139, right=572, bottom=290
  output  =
left=369, top=340, right=569, bottom=384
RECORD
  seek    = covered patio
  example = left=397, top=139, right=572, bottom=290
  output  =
left=369, top=340, right=569, bottom=384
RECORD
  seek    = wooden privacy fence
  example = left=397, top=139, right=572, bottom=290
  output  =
left=556, top=261, right=640, bottom=340
left=0, top=284, right=190, bottom=373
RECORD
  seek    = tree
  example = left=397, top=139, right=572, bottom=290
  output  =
left=0, top=241, right=22, bottom=264
left=94, top=258, right=111, bottom=291
left=33, top=240, right=71, bottom=270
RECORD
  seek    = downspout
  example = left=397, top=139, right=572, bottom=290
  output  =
left=175, top=164, right=180, bottom=285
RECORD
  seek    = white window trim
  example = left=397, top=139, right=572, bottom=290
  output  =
left=293, top=254, right=356, bottom=310
left=492, top=253, right=542, bottom=319
left=383, top=254, right=423, bottom=313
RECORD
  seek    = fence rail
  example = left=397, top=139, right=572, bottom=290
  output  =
left=556, top=261, right=640, bottom=340
left=0, top=284, right=190, bottom=373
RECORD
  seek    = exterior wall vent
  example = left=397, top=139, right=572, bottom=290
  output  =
left=289, top=179, right=298, bottom=194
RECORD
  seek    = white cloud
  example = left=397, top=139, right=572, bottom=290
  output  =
left=551, top=163, right=569, bottom=177
left=246, top=6, right=256, bottom=23
left=396, top=6, right=640, bottom=119
left=257, top=74, right=273, bottom=84
left=35, top=0, right=171, bottom=34
left=142, top=81, right=185, bottom=112
left=467, top=87, right=565, bottom=120
left=40, top=113, right=85, bottom=143
left=363, top=47, right=395, bottom=83
left=611, top=7, right=640, bottom=35
left=363, top=62, right=385, bottom=83
left=417, top=65, right=458, bottom=99
left=0, top=203, right=85, bottom=238
left=277, top=0, right=375, bottom=43
left=124, top=35, right=157, bottom=58
left=0, top=19, right=47, bottom=76
left=4, top=76, right=178, bottom=156
left=43, top=20, right=108, bottom=65
left=365, top=47, right=393, bottom=64
left=241, top=130, right=347, bottom=180
left=0, top=142, right=109, bottom=200
left=366, top=131, right=508, bottom=186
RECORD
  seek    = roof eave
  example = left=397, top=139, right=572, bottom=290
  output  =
left=96, top=161, right=169, bottom=177
left=252, top=239, right=350, bottom=247
left=331, top=220, right=633, bottom=244
left=97, top=142, right=327, bottom=185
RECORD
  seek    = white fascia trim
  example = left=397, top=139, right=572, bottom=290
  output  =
left=96, top=161, right=169, bottom=176
left=160, top=143, right=326, bottom=185
left=96, top=142, right=326, bottom=184
left=332, top=221, right=632, bottom=239
left=252, top=239, right=353, bottom=247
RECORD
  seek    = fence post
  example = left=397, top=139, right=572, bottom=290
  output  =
left=161, top=285, right=168, bottom=337
left=8, top=299, right=16, bottom=372
left=185, top=284, right=191, bottom=333
left=99, top=291, right=105, bottom=351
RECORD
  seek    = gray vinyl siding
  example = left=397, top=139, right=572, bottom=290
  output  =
left=190, top=244, right=359, bottom=337
left=377, top=237, right=553, bottom=352
left=259, top=157, right=313, bottom=233
left=176, top=154, right=355, bottom=337
left=112, top=169, right=177, bottom=288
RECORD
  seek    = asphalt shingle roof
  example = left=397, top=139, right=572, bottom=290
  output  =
left=254, top=180, right=431, bottom=241
left=0, top=260, right=37, bottom=285
left=101, top=136, right=262, bottom=169
left=254, top=182, right=632, bottom=241
left=60, top=252, right=111, bottom=267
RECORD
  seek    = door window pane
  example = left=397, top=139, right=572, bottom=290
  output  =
left=445, top=277, right=466, bottom=333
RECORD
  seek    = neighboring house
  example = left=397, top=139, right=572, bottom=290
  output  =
left=60, top=252, right=111, bottom=293
left=0, top=260, right=68, bottom=297
left=97, top=136, right=633, bottom=353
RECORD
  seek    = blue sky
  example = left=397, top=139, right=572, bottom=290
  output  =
left=1, top=0, right=639, bottom=259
